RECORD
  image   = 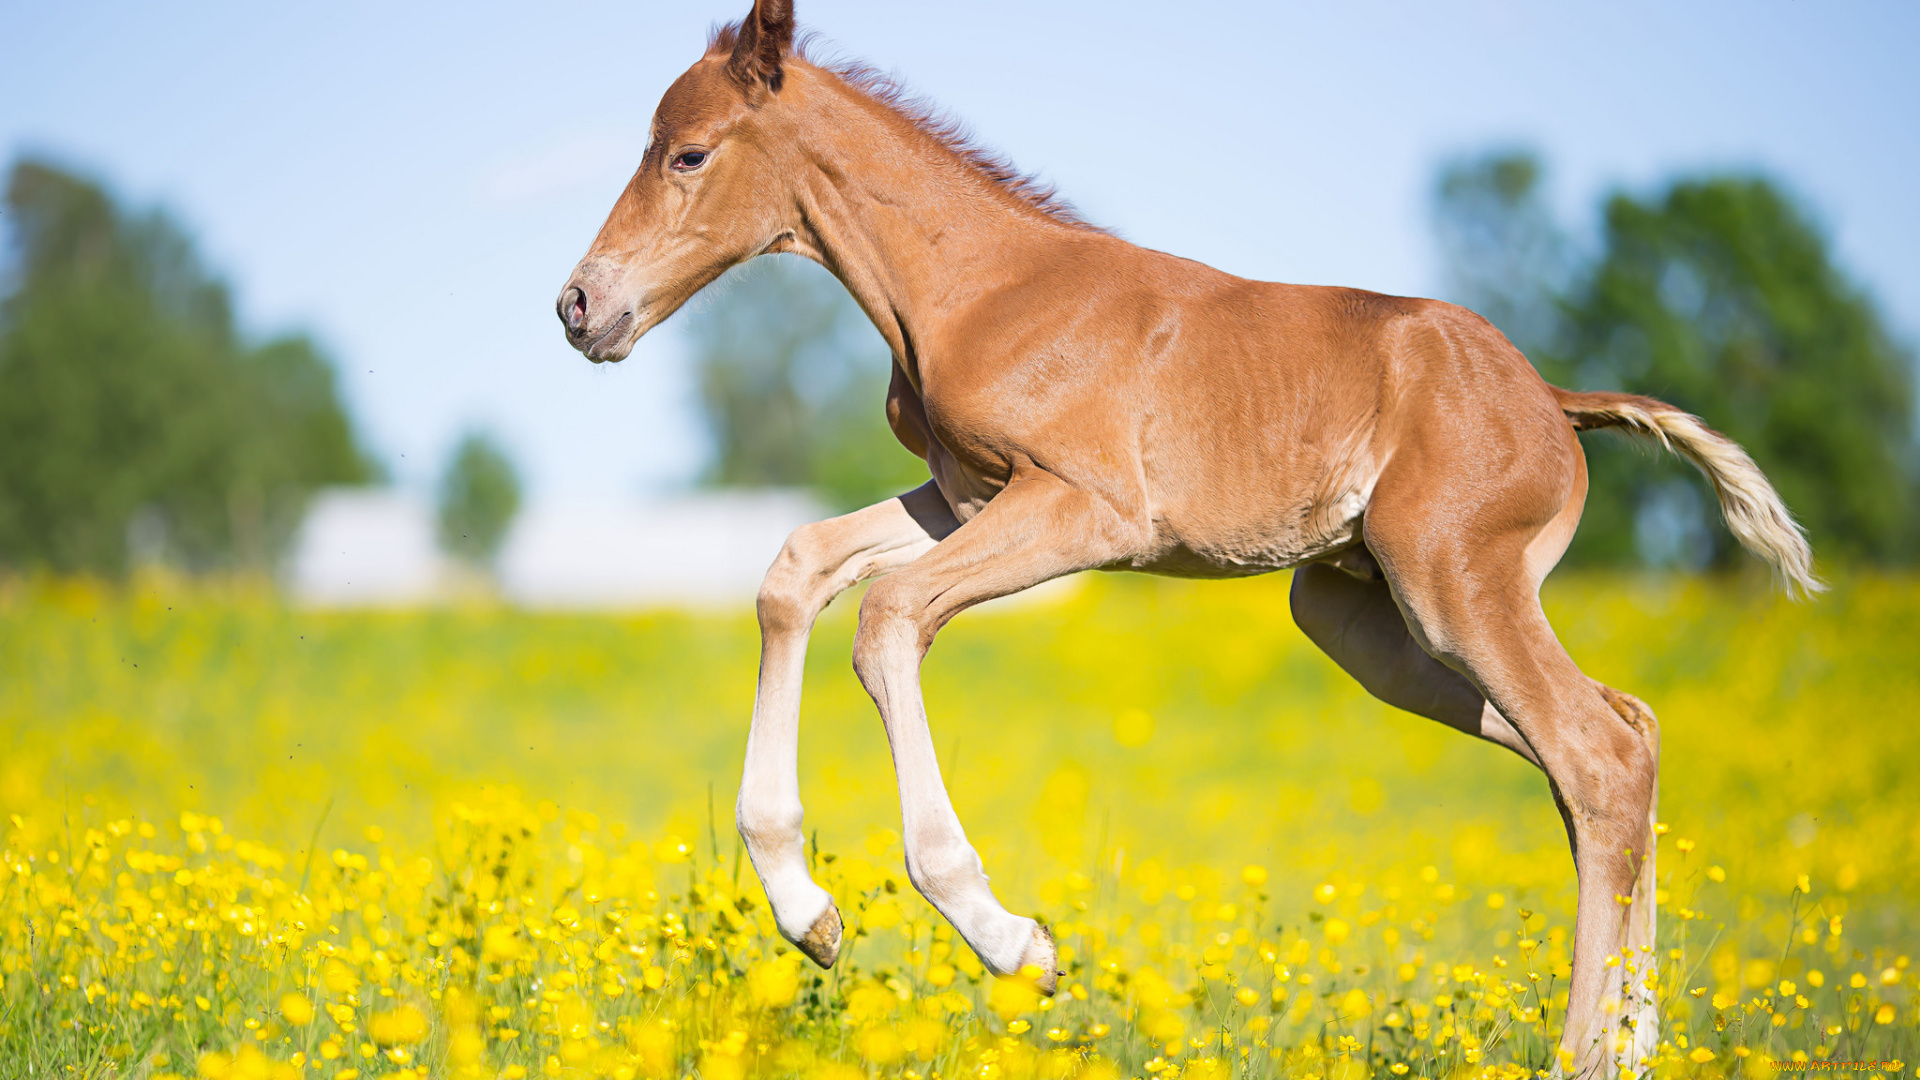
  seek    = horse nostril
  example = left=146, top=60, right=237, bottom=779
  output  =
left=559, top=286, right=588, bottom=332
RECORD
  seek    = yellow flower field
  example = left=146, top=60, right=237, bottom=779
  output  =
left=1, top=571, right=1915, bottom=1078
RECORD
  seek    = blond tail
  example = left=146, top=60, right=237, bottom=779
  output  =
left=1553, top=387, right=1823, bottom=598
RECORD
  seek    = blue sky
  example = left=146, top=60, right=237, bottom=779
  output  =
left=3, top=0, right=1916, bottom=503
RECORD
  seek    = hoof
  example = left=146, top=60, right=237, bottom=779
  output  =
left=1017, top=922, right=1060, bottom=996
left=795, top=900, right=842, bottom=969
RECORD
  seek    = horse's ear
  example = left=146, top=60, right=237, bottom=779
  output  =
left=727, top=0, right=795, bottom=95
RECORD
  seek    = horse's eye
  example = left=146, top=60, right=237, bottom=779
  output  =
left=671, top=150, right=708, bottom=171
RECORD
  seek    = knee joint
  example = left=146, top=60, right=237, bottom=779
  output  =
left=851, top=581, right=925, bottom=675
left=758, top=528, right=832, bottom=635
left=904, top=843, right=979, bottom=898
left=735, top=798, right=804, bottom=851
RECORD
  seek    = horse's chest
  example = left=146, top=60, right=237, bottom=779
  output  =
left=914, top=393, right=1028, bottom=523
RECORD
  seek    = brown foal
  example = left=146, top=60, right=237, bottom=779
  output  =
left=556, top=3, right=1819, bottom=1074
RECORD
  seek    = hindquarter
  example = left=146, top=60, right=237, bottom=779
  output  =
left=1359, top=305, right=1592, bottom=652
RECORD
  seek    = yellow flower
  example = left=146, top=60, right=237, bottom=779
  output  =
left=554, top=995, right=593, bottom=1040
left=747, top=957, right=800, bottom=1008
left=846, top=983, right=898, bottom=1024
left=864, top=898, right=902, bottom=929
left=481, top=925, right=524, bottom=962
left=629, top=1020, right=674, bottom=1077
left=1874, top=1003, right=1896, bottom=1025
left=279, top=993, right=315, bottom=1027
left=1241, top=865, right=1268, bottom=888
left=368, top=1005, right=429, bottom=1047
left=857, top=1025, right=905, bottom=1065
left=321, top=958, right=359, bottom=994
left=1690, top=1047, right=1715, bottom=1063
left=1324, top=918, right=1350, bottom=944
left=1114, top=709, right=1155, bottom=747
left=448, top=1026, right=485, bottom=1066
left=989, top=974, right=1041, bottom=1020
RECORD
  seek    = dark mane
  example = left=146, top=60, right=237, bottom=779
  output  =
left=707, top=22, right=1106, bottom=233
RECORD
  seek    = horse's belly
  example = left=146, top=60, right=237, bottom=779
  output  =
left=1116, top=528, right=1353, bottom=579
left=1122, top=463, right=1377, bottom=579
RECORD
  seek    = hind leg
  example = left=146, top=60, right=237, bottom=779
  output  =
left=1290, top=558, right=1539, bottom=768
left=1293, top=552, right=1660, bottom=1070
left=1363, top=451, right=1659, bottom=1077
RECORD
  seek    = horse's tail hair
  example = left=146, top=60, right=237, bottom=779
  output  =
left=1552, top=387, right=1823, bottom=599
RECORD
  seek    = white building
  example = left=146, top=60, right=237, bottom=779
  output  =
left=287, top=489, right=451, bottom=607
left=287, top=487, right=826, bottom=610
left=495, top=490, right=826, bottom=610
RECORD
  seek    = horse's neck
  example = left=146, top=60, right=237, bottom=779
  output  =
left=788, top=79, right=1077, bottom=384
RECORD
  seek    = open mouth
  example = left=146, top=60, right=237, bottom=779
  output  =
left=585, top=311, right=633, bottom=362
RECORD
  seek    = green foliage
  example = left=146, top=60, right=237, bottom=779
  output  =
left=0, top=158, right=373, bottom=574
left=1434, top=152, right=1918, bottom=567
left=1566, top=178, right=1918, bottom=566
left=437, top=430, right=522, bottom=565
left=687, top=254, right=929, bottom=512
left=1433, top=151, right=1577, bottom=360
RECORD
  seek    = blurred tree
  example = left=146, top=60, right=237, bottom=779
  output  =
left=1433, top=150, right=1578, bottom=359
left=686, top=254, right=929, bottom=511
left=437, top=431, right=521, bottom=566
left=1435, top=153, right=1918, bottom=568
left=0, top=158, right=374, bottom=574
